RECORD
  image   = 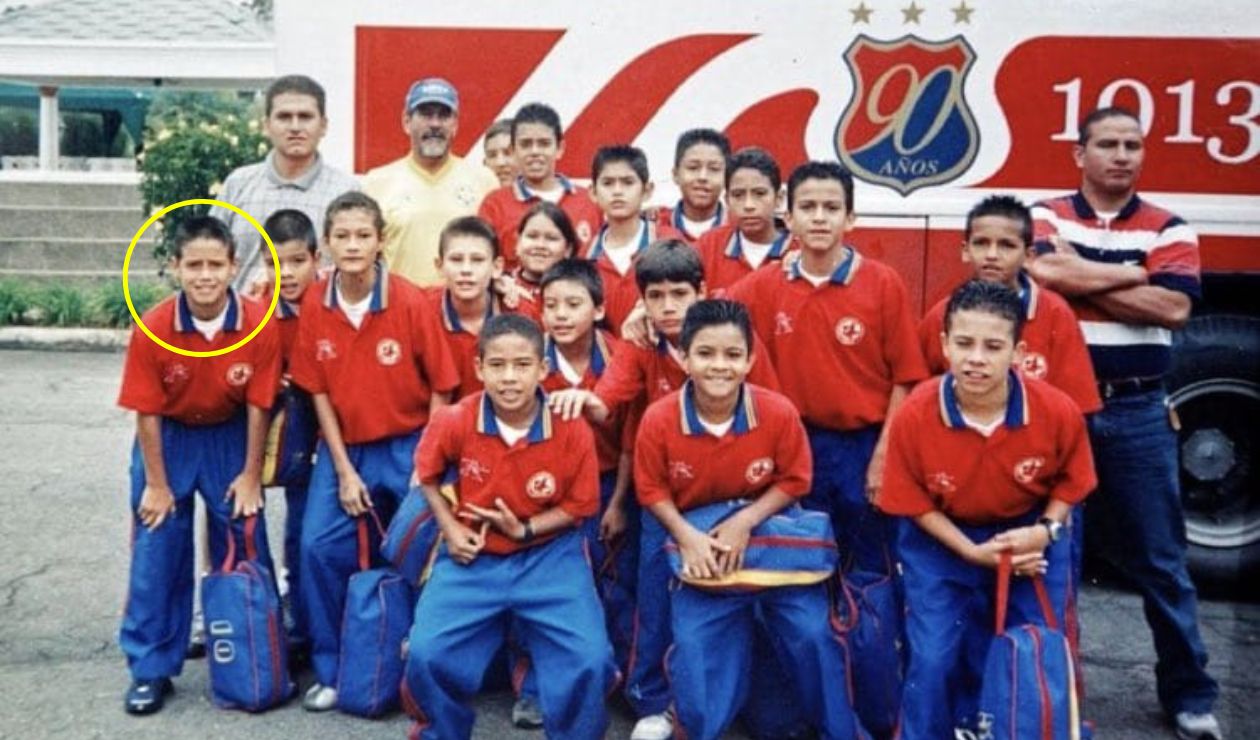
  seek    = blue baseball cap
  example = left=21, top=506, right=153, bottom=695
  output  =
left=405, top=77, right=459, bottom=113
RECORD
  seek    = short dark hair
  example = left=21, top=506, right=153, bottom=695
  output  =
left=634, top=239, right=704, bottom=293
left=485, top=118, right=514, bottom=143
left=265, top=74, right=326, bottom=117
left=263, top=209, right=317, bottom=253
left=681, top=299, right=752, bottom=353
left=786, top=161, right=855, bottom=213
left=516, top=201, right=579, bottom=255
left=172, top=215, right=235, bottom=260
left=439, top=215, right=500, bottom=259
left=726, top=147, right=781, bottom=191
left=1078, top=106, right=1141, bottom=146
left=541, top=258, right=604, bottom=307
left=511, top=102, right=564, bottom=144
left=965, top=195, right=1033, bottom=248
left=674, top=128, right=731, bottom=168
left=944, top=279, right=1025, bottom=341
left=323, top=190, right=385, bottom=239
left=478, top=313, right=545, bottom=359
left=592, top=144, right=649, bottom=184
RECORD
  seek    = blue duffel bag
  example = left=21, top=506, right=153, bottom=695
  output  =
left=201, top=517, right=294, bottom=712
left=841, top=566, right=903, bottom=737
left=260, top=380, right=316, bottom=488
left=380, top=473, right=456, bottom=587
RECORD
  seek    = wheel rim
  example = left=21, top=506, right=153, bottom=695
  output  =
left=1170, top=378, right=1260, bottom=550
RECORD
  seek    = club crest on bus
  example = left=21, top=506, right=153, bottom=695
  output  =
left=834, top=35, right=979, bottom=195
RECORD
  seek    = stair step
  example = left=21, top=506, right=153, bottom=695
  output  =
left=0, top=239, right=162, bottom=273
left=0, top=180, right=143, bottom=208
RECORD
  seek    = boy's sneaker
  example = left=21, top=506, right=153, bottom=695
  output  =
left=124, top=678, right=173, bottom=715
left=1175, top=711, right=1223, bottom=740
left=302, top=683, right=338, bottom=712
left=511, top=696, right=544, bottom=729
left=630, top=712, right=674, bottom=740
left=186, top=608, right=206, bottom=660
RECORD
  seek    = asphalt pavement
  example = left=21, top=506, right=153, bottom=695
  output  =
left=0, top=348, right=1255, bottom=739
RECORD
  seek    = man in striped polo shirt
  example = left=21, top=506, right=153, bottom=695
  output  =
left=1029, top=106, right=1221, bottom=740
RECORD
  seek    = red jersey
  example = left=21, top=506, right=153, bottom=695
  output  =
left=478, top=176, right=603, bottom=270
left=289, top=269, right=460, bottom=445
left=877, top=373, right=1096, bottom=525
left=277, top=298, right=301, bottom=370
left=654, top=200, right=726, bottom=245
left=695, top=224, right=794, bottom=297
left=634, top=382, right=812, bottom=511
left=423, top=287, right=506, bottom=401
left=585, top=217, right=684, bottom=338
left=541, top=332, right=624, bottom=473
left=505, top=268, right=544, bottom=325
left=729, top=247, right=929, bottom=430
left=918, top=273, right=1102, bottom=414
left=414, top=391, right=600, bottom=555
left=118, top=290, right=281, bottom=425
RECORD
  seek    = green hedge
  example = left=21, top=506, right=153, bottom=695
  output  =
left=0, top=279, right=168, bottom=328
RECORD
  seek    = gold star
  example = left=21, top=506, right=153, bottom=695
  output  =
left=850, top=2, right=874, bottom=24
left=952, top=1, right=975, bottom=23
left=902, top=2, right=925, bottom=24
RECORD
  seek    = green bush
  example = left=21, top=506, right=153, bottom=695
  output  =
left=138, top=91, right=268, bottom=264
left=0, top=279, right=32, bottom=325
left=98, top=281, right=168, bottom=327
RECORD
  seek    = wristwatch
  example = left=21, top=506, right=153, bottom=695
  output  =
left=1037, top=517, right=1064, bottom=543
left=519, top=519, right=536, bottom=544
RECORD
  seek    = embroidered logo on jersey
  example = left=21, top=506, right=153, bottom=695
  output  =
left=162, top=362, right=190, bottom=387
left=526, top=470, right=557, bottom=499
left=774, top=311, right=794, bottom=336
left=834, top=35, right=979, bottom=194
left=835, top=317, right=866, bottom=345
left=927, top=471, right=957, bottom=494
left=669, top=461, right=696, bottom=482
left=455, top=183, right=477, bottom=207
left=1020, top=352, right=1049, bottom=380
left=460, top=457, right=490, bottom=483
left=376, top=338, right=402, bottom=366
left=745, top=457, right=775, bottom=485
left=316, top=339, right=337, bottom=362
left=1013, top=456, right=1046, bottom=484
left=225, top=362, right=253, bottom=387
left=575, top=221, right=593, bottom=245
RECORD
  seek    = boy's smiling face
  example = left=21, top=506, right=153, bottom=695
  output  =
left=542, top=279, right=604, bottom=348
left=684, top=322, right=751, bottom=404
left=517, top=213, right=572, bottom=279
left=514, top=122, right=563, bottom=186
left=276, top=239, right=317, bottom=303
left=673, top=143, right=726, bottom=213
left=476, top=333, right=548, bottom=419
left=175, top=238, right=236, bottom=316
left=439, top=235, right=501, bottom=303
left=788, top=177, right=854, bottom=254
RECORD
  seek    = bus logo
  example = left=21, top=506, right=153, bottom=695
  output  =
left=835, top=35, right=979, bottom=194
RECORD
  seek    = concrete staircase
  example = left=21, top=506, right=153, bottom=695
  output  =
left=0, top=180, right=162, bottom=282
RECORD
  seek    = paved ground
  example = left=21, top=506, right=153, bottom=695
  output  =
left=0, top=348, right=1255, bottom=739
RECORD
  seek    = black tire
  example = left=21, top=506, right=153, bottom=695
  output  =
left=1168, top=314, right=1260, bottom=593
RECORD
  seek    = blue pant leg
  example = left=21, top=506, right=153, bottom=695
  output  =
left=283, top=475, right=310, bottom=642
left=806, top=426, right=890, bottom=575
left=669, top=586, right=755, bottom=740
left=761, top=584, right=866, bottom=740
left=626, top=509, right=673, bottom=717
left=511, top=532, right=615, bottom=740
left=406, top=546, right=513, bottom=740
left=584, top=470, right=638, bottom=672
left=119, top=422, right=198, bottom=680
left=197, top=414, right=276, bottom=578
left=740, top=609, right=810, bottom=739
left=1086, top=391, right=1218, bottom=714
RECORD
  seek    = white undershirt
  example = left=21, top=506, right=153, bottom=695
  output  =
left=496, top=417, right=531, bottom=446
left=190, top=304, right=227, bottom=341
left=337, top=285, right=372, bottom=329
left=1094, top=210, right=1118, bottom=226
left=553, top=347, right=584, bottom=385
left=602, top=220, right=645, bottom=276
left=962, top=412, right=1004, bottom=437
left=698, top=416, right=734, bottom=438
left=798, top=266, right=832, bottom=287
left=535, top=186, right=564, bottom=204
left=740, top=237, right=774, bottom=269
left=683, top=214, right=717, bottom=237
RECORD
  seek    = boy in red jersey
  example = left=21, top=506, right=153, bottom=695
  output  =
left=655, top=128, right=730, bottom=243
left=635, top=299, right=863, bottom=740
left=695, top=147, right=794, bottom=296
left=728, top=161, right=928, bottom=575
left=587, top=145, right=683, bottom=336
left=403, top=315, right=615, bottom=740
left=878, top=280, right=1095, bottom=738
left=117, top=216, right=280, bottom=715
left=478, top=103, right=602, bottom=268
left=289, top=191, right=459, bottom=711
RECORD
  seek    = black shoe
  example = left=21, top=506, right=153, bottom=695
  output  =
left=186, top=609, right=206, bottom=660
left=124, top=678, right=173, bottom=715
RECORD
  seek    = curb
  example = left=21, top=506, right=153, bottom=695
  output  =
left=0, top=326, right=130, bottom=352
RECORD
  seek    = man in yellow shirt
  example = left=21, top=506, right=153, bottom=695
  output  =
left=364, top=78, right=499, bottom=287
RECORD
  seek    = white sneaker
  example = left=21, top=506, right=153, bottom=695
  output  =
left=511, top=696, right=544, bottom=729
left=302, top=683, right=338, bottom=712
left=630, top=712, right=674, bottom=740
left=1175, top=711, right=1223, bottom=740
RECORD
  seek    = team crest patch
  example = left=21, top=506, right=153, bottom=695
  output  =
left=1013, top=456, right=1046, bottom=484
left=526, top=470, right=557, bottom=499
left=376, top=338, right=402, bottom=366
left=1020, top=352, right=1049, bottom=380
left=927, top=471, right=957, bottom=494
left=225, top=362, right=253, bottom=386
left=745, top=457, right=775, bottom=485
left=834, top=35, right=979, bottom=194
left=835, top=317, right=866, bottom=345
left=315, top=339, right=337, bottom=362
left=162, top=362, right=190, bottom=387
left=576, top=221, right=593, bottom=245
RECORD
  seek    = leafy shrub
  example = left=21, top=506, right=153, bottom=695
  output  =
left=98, top=281, right=169, bottom=327
left=0, top=279, right=32, bottom=325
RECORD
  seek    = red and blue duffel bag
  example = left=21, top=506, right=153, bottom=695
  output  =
left=260, top=380, right=316, bottom=488
left=380, top=474, right=456, bottom=588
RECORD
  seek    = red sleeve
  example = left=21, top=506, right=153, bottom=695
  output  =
left=1030, top=202, right=1061, bottom=255
left=1049, top=397, right=1097, bottom=506
left=117, top=330, right=165, bottom=414
left=770, top=397, right=812, bottom=497
left=415, top=405, right=460, bottom=485
left=632, top=402, right=674, bottom=508
left=918, top=300, right=948, bottom=376
left=558, top=420, right=601, bottom=519
left=245, top=320, right=282, bottom=410
left=594, top=344, right=648, bottom=410
left=727, top=271, right=773, bottom=347
left=748, top=333, right=781, bottom=392
left=289, top=292, right=326, bottom=394
left=477, top=190, right=502, bottom=227
left=1046, top=297, right=1103, bottom=414
left=410, top=290, right=461, bottom=394
left=881, top=270, right=930, bottom=385
left=874, top=403, right=936, bottom=517
left=1145, top=217, right=1202, bottom=299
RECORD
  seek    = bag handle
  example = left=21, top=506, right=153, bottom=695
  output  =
left=356, top=506, right=387, bottom=572
left=220, top=515, right=259, bottom=573
left=994, top=550, right=1060, bottom=635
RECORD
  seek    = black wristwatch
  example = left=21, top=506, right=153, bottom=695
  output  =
left=1038, top=517, right=1064, bottom=543
left=519, top=519, right=536, bottom=544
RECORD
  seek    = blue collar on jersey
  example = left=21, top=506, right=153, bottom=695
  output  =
left=787, top=245, right=862, bottom=285
left=938, top=370, right=1029, bottom=431
left=322, top=264, right=389, bottom=313
left=545, top=332, right=611, bottom=382
left=442, top=289, right=498, bottom=334
left=673, top=201, right=723, bottom=237
left=588, top=216, right=652, bottom=261
left=475, top=389, right=554, bottom=443
left=173, top=288, right=244, bottom=334
left=512, top=174, right=576, bottom=202
left=678, top=379, right=759, bottom=437
left=725, top=229, right=791, bottom=263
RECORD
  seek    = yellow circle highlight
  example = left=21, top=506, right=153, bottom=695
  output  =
left=122, top=198, right=280, bottom=358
